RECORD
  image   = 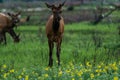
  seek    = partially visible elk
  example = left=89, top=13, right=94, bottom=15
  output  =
left=45, top=1, right=65, bottom=67
left=93, top=3, right=120, bottom=25
left=0, top=12, right=30, bottom=45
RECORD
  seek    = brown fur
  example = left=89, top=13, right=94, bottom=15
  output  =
left=46, top=15, right=64, bottom=42
left=0, top=13, right=12, bottom=30
left=20, top=15, right=30, bottom=23
left=45, top=1, right=65, bottom=67
left=0, top=12, right=29, bottom=44
left=0, top=13, right=18, bottom=44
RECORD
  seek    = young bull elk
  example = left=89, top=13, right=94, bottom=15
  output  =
left=45, top=1, right=65, bottom=67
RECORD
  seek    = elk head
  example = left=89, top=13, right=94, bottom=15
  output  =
left=7, top=12, right=21, bottom=26
left=19, top=15, right=30, bottom=23
left=45, top=1, right=65, bottom=21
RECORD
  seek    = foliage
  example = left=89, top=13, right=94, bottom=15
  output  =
left=0, top=22, right=120, bottom=79
left=0, top=61, right=120, bottom=80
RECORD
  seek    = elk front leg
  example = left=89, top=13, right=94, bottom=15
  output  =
left=8, top=29, right=20, bottom=43
left=0, top=33, right=3, bottom=44
left=56, top=38, right=62, bottom=66
left=48, top=40, right=54, bottom=67
left=3, top=33, right=6, bottom=45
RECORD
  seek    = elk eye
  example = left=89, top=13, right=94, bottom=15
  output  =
left=53, top=11, right=56, bottom=13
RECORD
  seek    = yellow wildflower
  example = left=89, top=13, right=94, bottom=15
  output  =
left=97, top=73, right=100, bottom=76
left=113, top=62, right=116, bottom=66
left=58, top=70, right=62, bottom=77
left=25, top=75, right=29, bottom=80
left=86, top=62, right=92, bottom=67
left=114, top=76, right=119, bottom=80
left=10, top=69, right=14, bottom=73
left=97, top=65, right=101, bottom=68
left=3, top=73, right=7, bottom=78
left=96, top=69, right=99, bottom=73
left=86, top=62, right=90, bottom=66
left=114, top=67, right=118, bottom=71
left=77, top=70, right=83, bottom=77
left=18, top=75, right=22, bottom=79
left=110, top=62, right=118, bottom=70
left=105, top=66, right=108, bottom=70
left=66, top=69, right=71, bottom=73
left=84, top=69, right=88, bottom=72
left=100, top=62, right=104, bottom=66
left=69, top=62, right=74, bottom=69
left=90, top=73, right=94, bottom=79
left=22, top=68, right=26, bottom=72
left=45, top=67, right=49, bottom=71
left=3, top=64, right=7, bottom=68
left=44, top=74, right=48, bottom=77
left=95, top=69, right=101, bottom=73
left=103, top=69, right=107, bottom=73
left=21, top=72, right=24, bottom=75
left=72, top=78, right=75, bottom=80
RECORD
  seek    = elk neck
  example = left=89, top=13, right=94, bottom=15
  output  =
left=52, top=15, right=61, bottom=33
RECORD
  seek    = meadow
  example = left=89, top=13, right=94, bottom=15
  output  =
left=0, top=22, right=120, bottom=80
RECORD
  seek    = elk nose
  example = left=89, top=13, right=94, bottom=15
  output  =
left=15, top=19, right=19, bottom=23
left=14, top=35, right=20, bottom=43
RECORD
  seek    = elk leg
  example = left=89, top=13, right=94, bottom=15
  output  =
left=8, top=29, right=16, bottom=38
left=56, top=39, right=62, bottom=66
left=0, top=33, right=3, bottom=44
left=48, top=40, right=54, bottom=67
left=8, top=29, right=19, bottom=42
left=3, top=33, right=6, bottom=45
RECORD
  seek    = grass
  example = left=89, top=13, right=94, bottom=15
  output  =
left=0, top=22, right=120, bottom=79
left=0, top=61, right=120, bottom=80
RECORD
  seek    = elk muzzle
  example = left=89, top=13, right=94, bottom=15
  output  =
left=54, top=12, right=61, bottom=22
left=14, top=33, right=20, bottom=43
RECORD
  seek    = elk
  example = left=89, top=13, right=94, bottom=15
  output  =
left=45, top=1, right=65, bottom=67
left=93, top=2, right=120, bottom=25
left=0, top=12, right=30, bottom=44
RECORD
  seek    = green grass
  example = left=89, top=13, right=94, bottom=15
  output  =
left=0, top=22, right=120, bottom=69
left=0, top=22, right=120, bottom=79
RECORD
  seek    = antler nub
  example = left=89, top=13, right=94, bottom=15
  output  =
left=45, top=2, right=55, bottom=8
left=58, top=0, right=66, bottom=8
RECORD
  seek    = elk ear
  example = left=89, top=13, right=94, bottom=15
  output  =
left=26, top=15, right=30, bottom=21
left=58, top=0, right=66, bottom=8
left=16, top=11, right=21, bottom=16
left=45, top=2, right=54, bottom=8
left=7, top=12, right=12, bottom=16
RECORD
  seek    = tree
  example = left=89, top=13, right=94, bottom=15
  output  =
left=92, top=1, right=119, bottom=25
